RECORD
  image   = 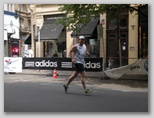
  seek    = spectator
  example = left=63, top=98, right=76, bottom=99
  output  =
left=28, top=47, right=34, bottom=57
left=108, top=57, right=114, bottom=69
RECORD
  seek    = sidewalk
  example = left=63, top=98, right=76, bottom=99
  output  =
left=4, top=69, right=148, bottom=92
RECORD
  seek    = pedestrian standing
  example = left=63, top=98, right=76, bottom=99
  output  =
left=108, top=57, right=114, bottom=69
left=28, top=47, right=34, bottom=58
left=63, top=35, right=92, bottom=94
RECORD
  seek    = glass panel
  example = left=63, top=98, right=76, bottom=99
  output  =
left=109, top=33, right=116, bottom=39
left=108, top=19, right=117, bottom=28
left=108, top=32, right=117, bottom=57
left=120, top=33, right=126, bottom=39
left=86, top=39, right=100, bottom=57
left=120, top=19, right=127, bottom=27
left=121, top=40, right=127, bottom=56
left=120, top=32, right=128, bottom=57
left=109, top=40, right=116, bottom=57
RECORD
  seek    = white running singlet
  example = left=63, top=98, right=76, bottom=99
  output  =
left=74, top=44, right=86, bottom=64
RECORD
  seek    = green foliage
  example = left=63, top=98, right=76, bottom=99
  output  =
left=57, top=4, right=147, bottom=32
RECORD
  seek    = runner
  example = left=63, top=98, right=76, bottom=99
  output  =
left=63, top=35, right=92, bottom=95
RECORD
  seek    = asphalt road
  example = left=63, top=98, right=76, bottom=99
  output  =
left=4, top=71, right=148, bottom=112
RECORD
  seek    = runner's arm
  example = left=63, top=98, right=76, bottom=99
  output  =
left=85, top=47, right=90, bottom=57
left=69, top=45, right=77, bottom=62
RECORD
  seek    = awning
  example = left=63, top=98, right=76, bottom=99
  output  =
left=25, top=34, right=31, bottom=44
left=35, top=22, right=64, bottom=41
left=71, top=18, right=99, bottom=37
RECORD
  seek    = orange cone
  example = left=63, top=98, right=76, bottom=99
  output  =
left=52, top=68, right=57, bottom=79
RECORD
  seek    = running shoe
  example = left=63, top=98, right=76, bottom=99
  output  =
left=63, top=84, right=68, bottom=93
left=84, top=89, right=92, bottom=94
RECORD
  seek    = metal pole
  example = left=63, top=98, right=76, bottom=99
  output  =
left=37, top=26, right=40, bottom=72
left=19, top=5, right=22, bottom=57
left=38, top=26, right=40, bottom=57
left=119, top=36, right=122, bottom=66
left=117, top=19, right=122, bottom=66
left=102, top=28, right=106, bottom=71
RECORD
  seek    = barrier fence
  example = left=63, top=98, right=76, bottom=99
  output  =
left=23, top=57, right=103, bottom=72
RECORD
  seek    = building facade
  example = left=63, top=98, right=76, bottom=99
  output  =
left=30, top=4, right=102, bottom=58
left=30, top=4, right=68, bottom=57
left=14, top=4, right=32, bottom=57
left=4, top=4, right=19, bottom=57
left=30, top=4, right=148, bottom=69
left=4, top=4, right=32, bottom=57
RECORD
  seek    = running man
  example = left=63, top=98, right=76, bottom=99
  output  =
left=63, top=35, right=92, bottom=94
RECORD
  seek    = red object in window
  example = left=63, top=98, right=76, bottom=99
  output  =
left=12, top=47, right=19, bottom=53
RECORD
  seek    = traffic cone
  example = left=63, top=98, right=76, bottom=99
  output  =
left=52, top=68, right=57, bottom=79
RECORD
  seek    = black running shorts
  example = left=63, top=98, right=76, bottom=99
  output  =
left=73, top=63, right=85, bottom=72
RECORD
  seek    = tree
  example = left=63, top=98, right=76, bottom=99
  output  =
left=57, top=4, right=147, bottom=32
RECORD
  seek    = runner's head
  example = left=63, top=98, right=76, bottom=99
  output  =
left=78, top=36, right=85, bottom=45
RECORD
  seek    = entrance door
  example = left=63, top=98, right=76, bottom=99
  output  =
left=106, top=11, right=128, bottom=68
left=107, top=31, right=120, bottom=68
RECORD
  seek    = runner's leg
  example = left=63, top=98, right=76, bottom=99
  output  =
left=66, top=71, right=78, bottom=86
left=80, top=71, right=86, bottom=90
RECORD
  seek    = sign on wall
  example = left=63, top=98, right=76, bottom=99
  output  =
left=4, top=57, right=22, bottom=72
left=4, top=14, right=19, bottom=39
left=23, top=57, right=102, bottom=72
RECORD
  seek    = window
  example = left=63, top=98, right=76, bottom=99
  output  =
left=108, top=19, right=117, bottom=28
left=109, top=33, right=116, bottom=39
left=28, top=20, right=31, bottom=30
left=85, top=39, right=100, bottom=57
left=19, top=4, right=24, bottom=11
left=107, top=32, right=117, bottom=57
left=120, top=33, right=127, bottom=39
left=120, top=32, right=128, bottom=57
left=10, top=4, right=12, bottom=11
left=109, top=40, right=116, bottom=57
left=120, top=19, right=127, bottom=27
left=7, top=4, right=9, bottom=11
left=119, top=14, right=128, bottom=28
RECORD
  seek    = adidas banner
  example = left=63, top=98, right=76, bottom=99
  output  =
left=23, top=57, right=102, bottom=72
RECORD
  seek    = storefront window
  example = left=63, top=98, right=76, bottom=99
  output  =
left=85, top=39, right=100, bottom=57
